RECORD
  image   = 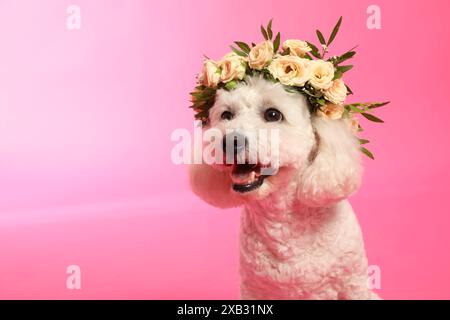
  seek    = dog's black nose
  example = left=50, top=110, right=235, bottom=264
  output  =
left=222, top=132, right=247, bottom=155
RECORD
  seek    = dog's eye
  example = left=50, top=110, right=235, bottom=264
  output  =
left=221, top=110, right=234, bottom=121
left=264, top=108, right=283, bottom=122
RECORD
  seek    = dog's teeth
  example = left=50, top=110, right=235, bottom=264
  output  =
left=231, top=171, right=257, bottom=184
left=231, top=173, right=248, bottom=184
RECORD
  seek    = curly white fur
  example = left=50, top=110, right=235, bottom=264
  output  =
left=189, top=76, right=379, bottom=300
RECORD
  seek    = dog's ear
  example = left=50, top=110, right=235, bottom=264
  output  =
left=297, top=117, right=362, bottom=207
left=189, top=164, right=244, bottom=208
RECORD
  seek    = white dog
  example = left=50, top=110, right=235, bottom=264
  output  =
left=189, top=76, right=378, bottom=300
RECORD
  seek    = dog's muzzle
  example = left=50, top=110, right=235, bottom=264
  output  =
left=222, top=132, right=269, bottom=193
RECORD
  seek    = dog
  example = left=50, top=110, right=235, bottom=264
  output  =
left=189, top=76, right=379, bottom=300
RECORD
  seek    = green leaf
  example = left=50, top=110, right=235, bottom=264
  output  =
left=284, top=87, right=300, bottom=94
left=317, top=98, right=326, bottom=106
left=334, top=51, right=356, bottom=65
left=361, top=112, right=384, bottom=123
left=301, top=86, right=322, bottom=98
left=234, top=41, right=251, bottom=53
left=368, top=101, right=390, bottom=109
left=224, top=80, right=238, bottom=91
left=348, top=105, right=366, bottom=113
left=260, top=25, right=268, bottom=40
left=191, top=94, right=209, bottom=102
left=262, top=69, right=276, bottom=82
left=230, top=46, right=247, bottom=57
left=332, top=70, right=343, bottom=80
left=359, top=138, right=370, bottom=145
left=345, top=102, right=369, bottom=108
left=267, top=19, right=273, bottom=39
left=316, top=30, right=326, bottom=45
left=327, top=16, right=342, bottom=46
left=306, top=41, right=321, bottom=59
left=194, top=110, right=209, bottom=119
left=304, top=53, right=313, bottom=60
left=273, top=32, right=281, bottom=52
left=360, top=146, right=374, bottom=159
left=336, top=65, right=353, bottom=73
left=190, top=91, right=203, bottom=97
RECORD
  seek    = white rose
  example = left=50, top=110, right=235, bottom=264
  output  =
left=282, top=39, right=311, bottom=57
left=324, top=78, right=347, bottom=104
left=200, top=60, right=220, bottom=88
left=268, top=55, right=311, bottom=87
left=218, top=52, right=247, bottom=83
left=248, top=40, right=274, bottom=70
left=317, top=103, right=344, bottom=120
left=309, top=59, right=335, bottom=90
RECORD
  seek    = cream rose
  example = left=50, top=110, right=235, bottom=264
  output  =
left=317, top=103, right=344, bottom=120
left=268, top=55, right=311, bottom=87
left=309, top=59, right=335, bottom=90
left=248, top=40, right=274, bottom=70
left=200, top=60, right=220, bottom=88
left=282, top=39, right=311, bottom=57
left=218, top=52, right=247, bottom=83
left=324, top=78, right=347, bottom=104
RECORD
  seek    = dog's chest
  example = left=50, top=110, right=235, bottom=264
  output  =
left=238, top=204, right=361, bottom=299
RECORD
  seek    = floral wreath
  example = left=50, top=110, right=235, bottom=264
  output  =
left=190, top=17, right=389, bottom=159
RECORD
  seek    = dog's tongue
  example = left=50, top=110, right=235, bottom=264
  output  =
left=231, top=163, right=258, bottom=184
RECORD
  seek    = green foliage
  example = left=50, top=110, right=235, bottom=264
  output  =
left=273, top=32, right=281, bottom=52
left=306, top=41, right=321, bottom=58
left=230, top=46, right=247, bottom=57
left=316, top=30, right=326, bottom=45
left=224, top=80, right=238, bottom=91
left=260, top=25, right=268, bottom=40
left=327, top=16, right=342, bottom=46
left=234, top=41, right=250, bottom=54
left=190, top=85, right=217, bottom=125
left=360, top=146, right=374, bottom=160
left=267, top=19, right=273, bottom=39
left=359, top=138, right=370, bottom=145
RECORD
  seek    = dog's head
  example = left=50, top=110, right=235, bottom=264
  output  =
left=189, top=76, right=362, bottom=208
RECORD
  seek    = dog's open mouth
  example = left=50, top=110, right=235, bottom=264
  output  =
left=230, top=163, right=269, bottom=193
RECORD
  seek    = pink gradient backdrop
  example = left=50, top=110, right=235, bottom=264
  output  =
left=0, top=0, right=449, bottom=299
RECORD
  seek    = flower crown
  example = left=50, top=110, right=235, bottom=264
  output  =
left=190, top=17, right=389, bottom=159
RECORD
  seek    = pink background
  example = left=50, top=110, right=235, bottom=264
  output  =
left=0, top=0, right=449, bottom=299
